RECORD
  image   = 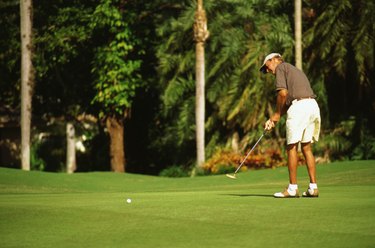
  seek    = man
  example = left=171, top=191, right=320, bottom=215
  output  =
left=260, top=53, right=321, bottom=198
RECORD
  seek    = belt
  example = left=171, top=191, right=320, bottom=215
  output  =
left=292, top=97, right=313, bottom=104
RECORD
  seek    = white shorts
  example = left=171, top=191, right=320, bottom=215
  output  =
left=286, top=99, right=321, bottom=145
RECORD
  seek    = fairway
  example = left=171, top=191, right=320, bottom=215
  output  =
left=1, top=161, right=375, bottom=248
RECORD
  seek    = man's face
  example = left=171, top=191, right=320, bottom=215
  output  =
left=265, top=58, right=278, bottom=75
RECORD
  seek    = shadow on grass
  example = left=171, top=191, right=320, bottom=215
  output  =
left=222, top=194, right=274, bottom=198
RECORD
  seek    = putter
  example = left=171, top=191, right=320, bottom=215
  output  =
left=226, top=131, right=266, bottom=179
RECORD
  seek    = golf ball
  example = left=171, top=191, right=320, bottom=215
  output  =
left=126, top=198, right=132, bottom=204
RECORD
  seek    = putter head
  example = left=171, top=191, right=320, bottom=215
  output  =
left=226, top=173, right=237, bottom=179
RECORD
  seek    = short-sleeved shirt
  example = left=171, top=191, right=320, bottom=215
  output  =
left=275, top=62, right=316, bottom=106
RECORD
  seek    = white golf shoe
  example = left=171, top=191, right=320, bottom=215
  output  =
left=273, top=188, right=300, bottom=198
left=302, top=188, right=319, bottom=197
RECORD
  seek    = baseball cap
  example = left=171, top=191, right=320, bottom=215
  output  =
left=259, top=53, right=282, bottom=74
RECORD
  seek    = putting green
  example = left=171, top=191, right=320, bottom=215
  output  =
left=1, top=161, right=374, bottom=247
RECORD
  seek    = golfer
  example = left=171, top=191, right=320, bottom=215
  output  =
left=260, top=53, right=321, bottom=198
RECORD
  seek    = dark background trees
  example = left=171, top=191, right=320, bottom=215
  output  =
left=0, top=0, right=373, bottom=174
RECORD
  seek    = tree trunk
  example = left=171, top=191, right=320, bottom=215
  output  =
left=195, top=42, right=205, bottom=168
left=294, top=0, right=302, bottom=70
left=20, top=0, right=34, bottom=171
left=194, top=0, right=209, bottom=168
left=66, top=122, right=76, bottom=174
left=106, top=116, right=125, bottom=172
left=231, top=132, right=239, bottom=153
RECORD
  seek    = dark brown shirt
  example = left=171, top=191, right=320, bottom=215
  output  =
left=275, top=62, right=316, bottom=106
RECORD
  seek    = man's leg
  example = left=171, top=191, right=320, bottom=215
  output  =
left=301, top=142, right=319, bottom=197
left=301, top=142, right=316, bottom=183
left=287, top=143, right=298, bottom=184
left=274, top=143, right=300, bottom=198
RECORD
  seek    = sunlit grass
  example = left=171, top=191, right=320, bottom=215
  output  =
left=0, top=161, right=374, bottom=248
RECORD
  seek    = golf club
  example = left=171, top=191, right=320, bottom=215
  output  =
left=226, top=131, right=266, bottom=179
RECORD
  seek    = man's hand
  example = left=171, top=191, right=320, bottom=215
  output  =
left=265, top=119, right=275, bottom=131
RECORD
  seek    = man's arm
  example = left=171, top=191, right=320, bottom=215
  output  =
left=272, top=89, right=288, bottom=121
left=265, top=89, right=288, bottom=130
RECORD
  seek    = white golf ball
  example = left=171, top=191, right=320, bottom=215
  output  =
left=126, top=198, right=132, bottom=204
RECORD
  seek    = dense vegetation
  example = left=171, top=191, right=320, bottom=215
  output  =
left=0, top=0, right=374, bottom=174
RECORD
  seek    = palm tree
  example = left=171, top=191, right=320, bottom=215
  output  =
left=20, top=0, right=34, bottom=171
left=155, top=0, right=294, bottom=165
left=194, top=0, right=209, bottom=168
left=304, top=0, right=374, bottom=146
left=294, top=0, right=302, bottom=70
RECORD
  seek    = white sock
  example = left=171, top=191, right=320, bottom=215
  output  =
left=288, top=184, right=298, bottom=191
left=309, top=183, right=318, bottom=189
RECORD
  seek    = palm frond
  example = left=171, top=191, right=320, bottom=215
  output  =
left=155, top=0, right=296, bottom=159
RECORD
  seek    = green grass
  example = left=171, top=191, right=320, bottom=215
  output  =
left=1, top=161, right=375, bottom=248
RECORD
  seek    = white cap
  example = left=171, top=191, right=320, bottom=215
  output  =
left=259, top=53, right=282, bottom=74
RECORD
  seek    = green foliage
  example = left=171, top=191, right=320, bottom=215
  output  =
left=304, top=0, right=352, bottom=76
left=0, top=1, right=21, bottom=109
left=28, top=119, right=107, bottom=172
left=352, top=136, right=375, bottom=160
left=1, top=0, right=374, bottom=173
left=351, top=120, right=375, bottom=160
left=314, top=118, right=355, bottom=161
left=32, top=1, right=96, bottom=117
left=153, top=0, right=374, bottom=167
left=159, top=165, right=189, bottom=177
left=35, top=5, right=93, bottom=71
left=304, top=0, right=374, bottom=123
left=155, top=0, right=294, bottom=165
left=314, top=116, right=375, bottom=162
left=305, top=0, right=374, bottom=86
left=30, top=137, right=46, bottom=171
left=314, top=117, right=370, bottom=161
left=90, top=0, right=142, bottom=118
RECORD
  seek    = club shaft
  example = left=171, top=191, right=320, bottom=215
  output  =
left=234, top=133, right=264, bottom=174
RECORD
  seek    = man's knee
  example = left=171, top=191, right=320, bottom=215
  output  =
left=301, top=142, right=312, bottom=154
left=287, top=143, right=298, bottom=152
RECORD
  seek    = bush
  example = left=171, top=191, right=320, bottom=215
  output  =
left=30, top=138, right=46, bottom=171
left=159, top=165, right=189, bottom=178
left=313, top=117, right=375, bottom=161
left=203, top=148, right=285, bottom=175
left=351, top=131, right=375, bottom=160
left=314, top=119, right=353, bottom=162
